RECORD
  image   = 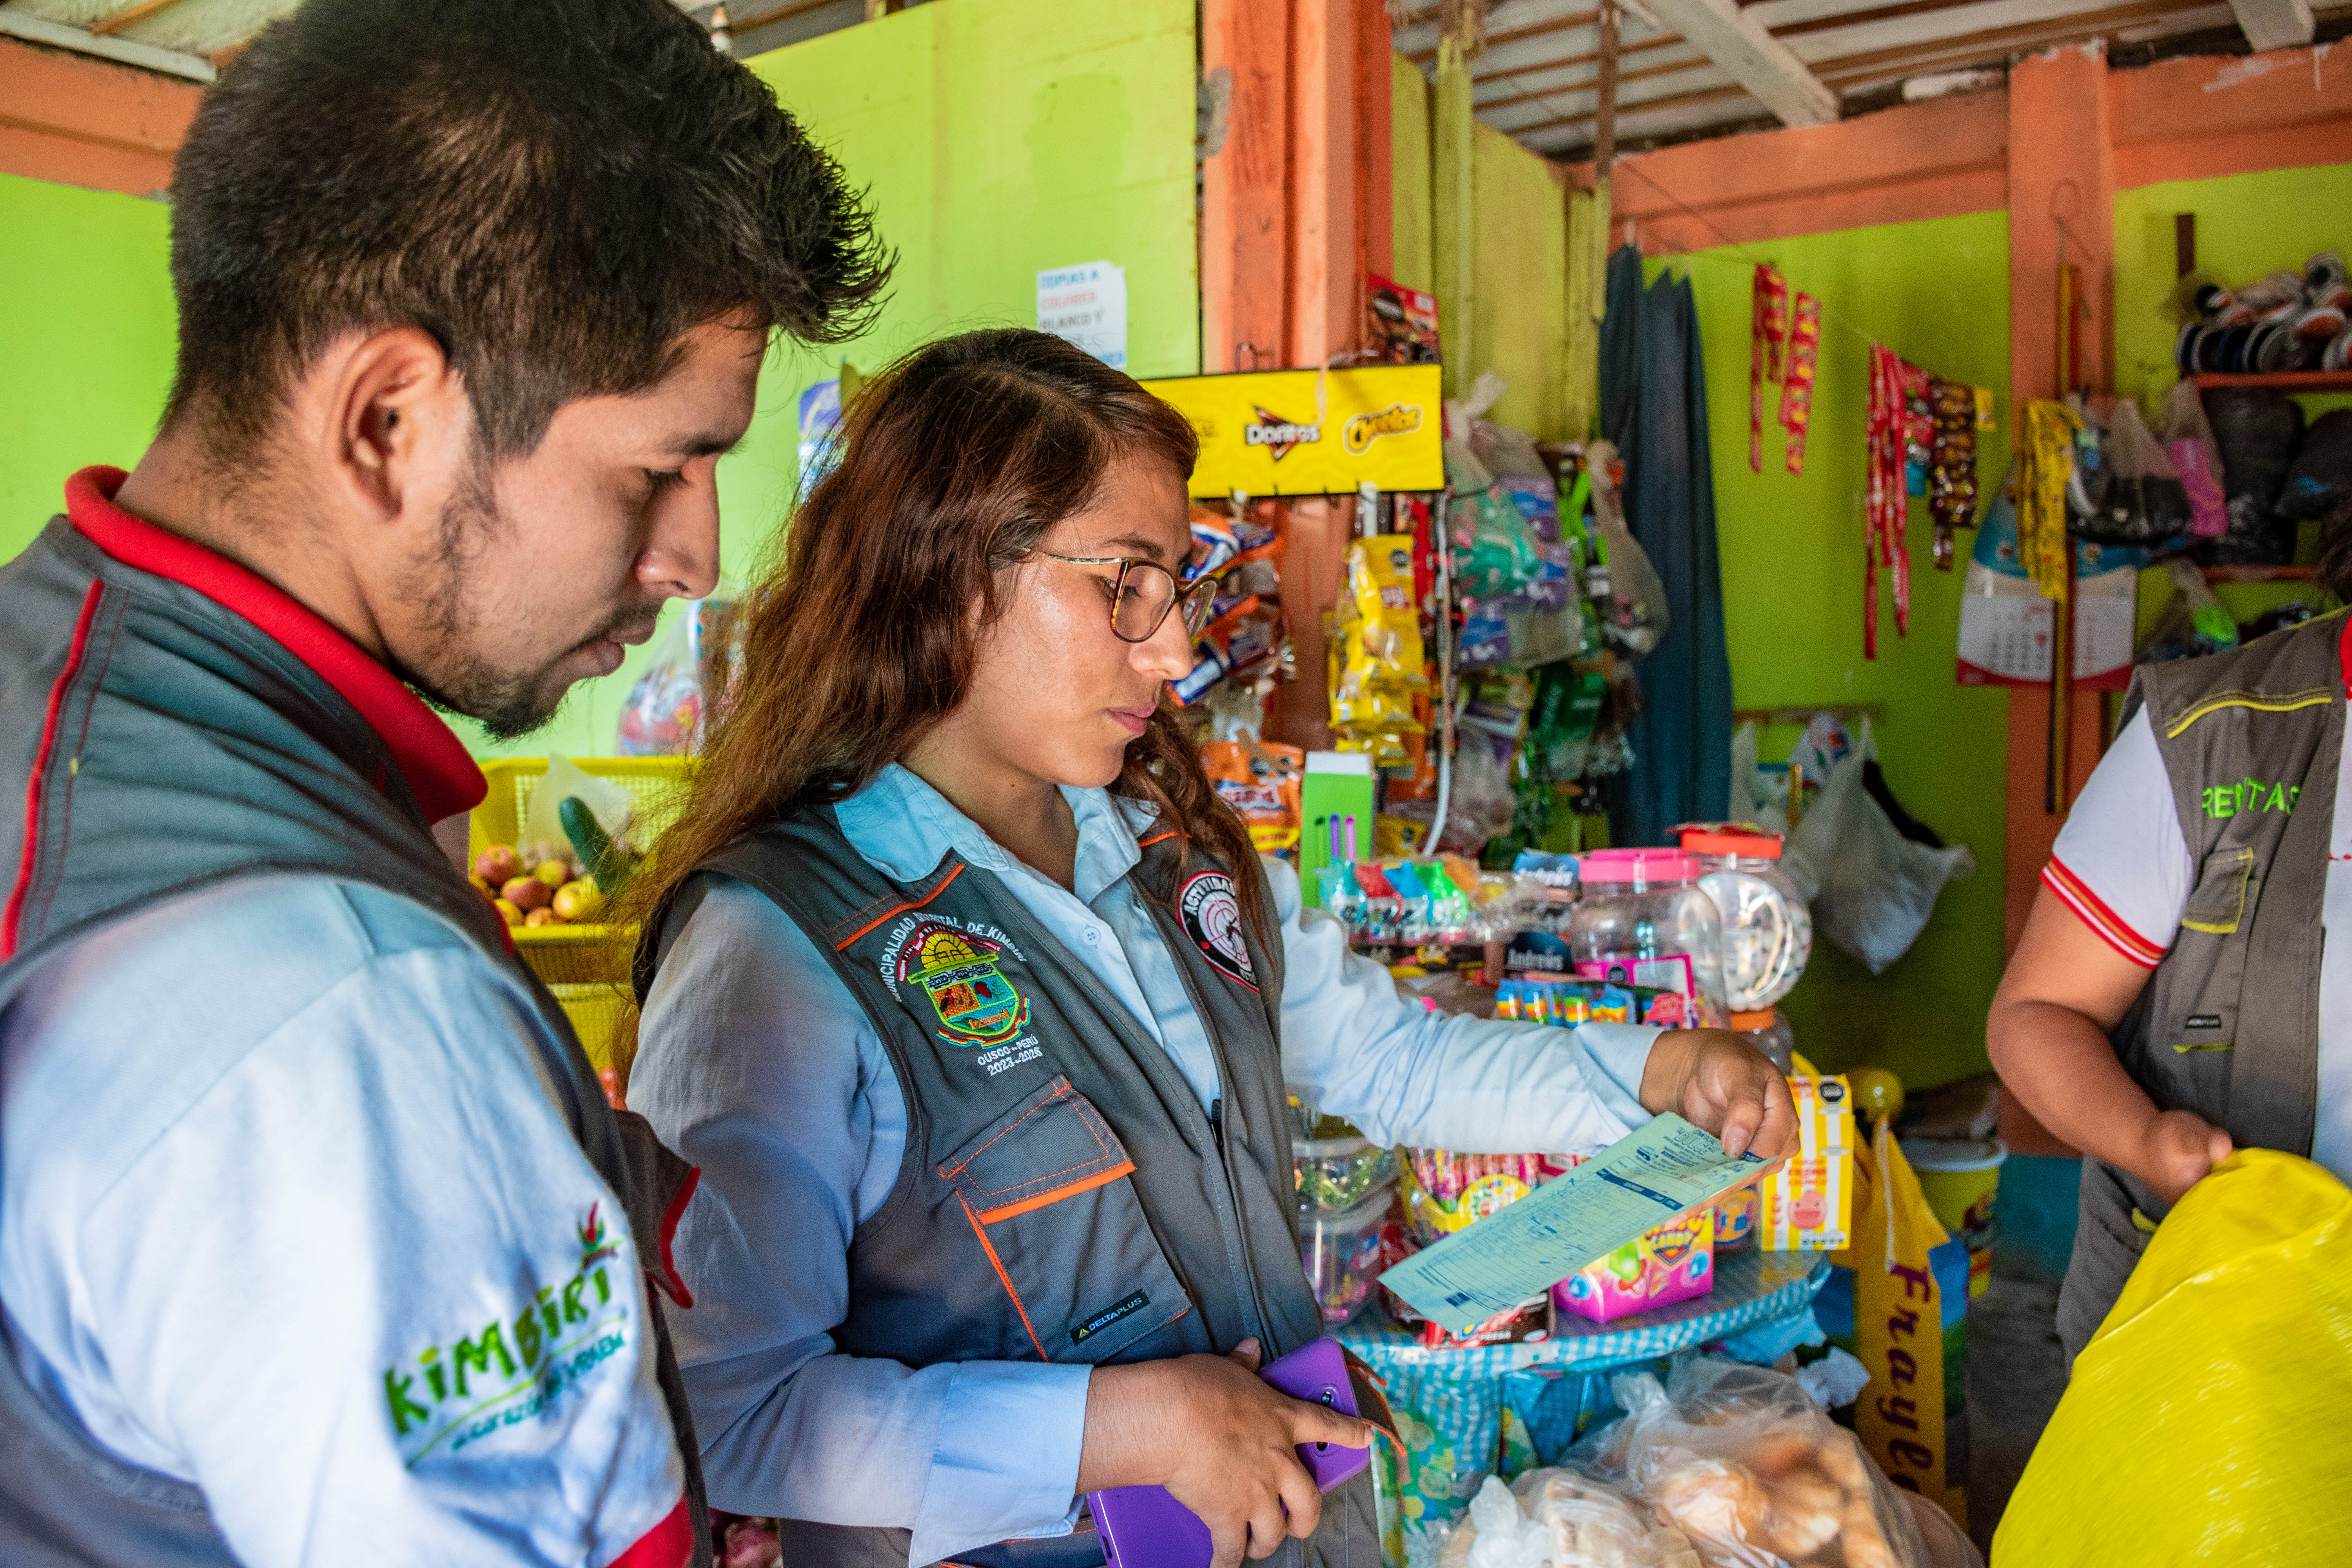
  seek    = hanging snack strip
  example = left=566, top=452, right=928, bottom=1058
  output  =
left=1777, top=292, right=1821, bottom=475
left=1749, top=265, right=1789, bottom=474
left=1862, top=345, right=1913, bottom=658
left=1928, top=377, right=1981, bottom=571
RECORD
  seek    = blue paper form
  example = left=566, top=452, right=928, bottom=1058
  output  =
left=1379, top=1115, right=1777, bottom=1333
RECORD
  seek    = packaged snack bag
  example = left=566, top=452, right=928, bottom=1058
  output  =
left=1200, top=740, right=1303, bottom=855
left=1397, top=1149, right=1564, bottom=1243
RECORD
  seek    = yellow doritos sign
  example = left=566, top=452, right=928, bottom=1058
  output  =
left=1138, top=364, right=1445, bottom=497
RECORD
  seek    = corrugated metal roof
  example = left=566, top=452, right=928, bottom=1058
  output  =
left=1394, top=0, right=2342, bottom=157
left=0, top=0, right=2336, bottom=156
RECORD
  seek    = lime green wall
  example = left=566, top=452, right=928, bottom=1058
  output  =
left=1470, top=122, right=1568, bottom=441
left=2115, top=161, right=2352, bottom=410
left=1392, top=54, right=1433, bottom=293
left=485, top=0, right=1202, bottom=759
left=0, top=1, right=1198, bottom=763
left=1661, top=211, right=2013, bottom=1091
left=0, top=172, right=176, bottom=562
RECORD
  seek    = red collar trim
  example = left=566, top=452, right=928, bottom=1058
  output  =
left=65, top=466, right=486, bottom=823
left=2340, top=612, right=2351, bottom=695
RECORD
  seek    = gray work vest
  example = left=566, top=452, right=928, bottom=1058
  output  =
left=640, top=810, right=1374, bottom=1568
left=0, top=506, right=710, bottom=1566
left=2057, top=608, right=2342, bottom=1360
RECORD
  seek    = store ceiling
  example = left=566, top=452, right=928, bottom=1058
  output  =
left=0, top=0, right=895, bottom=80
left=0, top=0, right=2337, bottom=155
left=1393, top=0, right=2352, bottom=159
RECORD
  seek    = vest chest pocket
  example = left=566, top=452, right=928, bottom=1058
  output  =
left=939, top=1074, right=1207, bottom=1365
left=2182, top=846, right=2256, bottom=936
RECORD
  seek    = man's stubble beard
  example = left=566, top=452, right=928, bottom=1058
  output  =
left=396, top=458, right=571, bottom=742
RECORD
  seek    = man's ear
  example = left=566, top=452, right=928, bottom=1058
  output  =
left=322, top=327, right=471, bottom=523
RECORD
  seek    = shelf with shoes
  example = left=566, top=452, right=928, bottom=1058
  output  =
left=2191, top=370, right=2352, bottom=394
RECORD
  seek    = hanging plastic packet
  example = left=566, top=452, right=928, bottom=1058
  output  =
left=1420, top=861, right=1473, bottom=935
left=1316, top=859, right=1367, bottom=929
left=1200, top=739, right=1303, bottom=856
left=616, top=591, right=742, bottom=755
left=1383, top=861, right=1432, bottom=933
left=1347, top=536, right=1425, bottom=674
left=1354, top=863, right=1404, bottom=939
left=1189, top=507, right=1241, bottom=579
left=1454, top=599, right=1511, bottom=670
left=1902, top=363, right=1936, bottom=497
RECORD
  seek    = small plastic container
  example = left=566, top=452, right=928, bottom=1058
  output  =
left=1679, top=825, right=1813, bottom=1013
left=1293, top=1134, right=1396, bottom=1212
left=1711, top=1184, right=1760, bottom=1253
left=1567, top=849, right=1729, bottom=1028
left=1730, top=1007, right=1796, bottom=1074
left=1299, top=1183, right=1394, bottom=1326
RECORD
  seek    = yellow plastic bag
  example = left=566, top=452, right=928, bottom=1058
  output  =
left=1993, top=1150, right=2352, bottom=1565
left=1835, top=1117, right=1963, bottom=1527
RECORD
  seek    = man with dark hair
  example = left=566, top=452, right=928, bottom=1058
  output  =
left=0, top=2, right=887, bottom=1564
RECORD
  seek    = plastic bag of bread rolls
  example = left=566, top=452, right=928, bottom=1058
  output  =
left=1436, top=1470, right=1702, bottom=1568
left=1603, top=1359, right=1932, bottom=1568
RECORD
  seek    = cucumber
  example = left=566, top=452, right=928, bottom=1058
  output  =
left=559, top=795, right=639, bottom=897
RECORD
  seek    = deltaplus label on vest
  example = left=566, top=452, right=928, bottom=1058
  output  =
left=2201, top=778, right=2301, bottom=818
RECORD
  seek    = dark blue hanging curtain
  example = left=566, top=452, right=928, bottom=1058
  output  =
left=1600, top=244, right=1732, bottom=848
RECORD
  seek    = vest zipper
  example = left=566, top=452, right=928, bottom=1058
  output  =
left=1144, top=907, right=1283, bottom=1354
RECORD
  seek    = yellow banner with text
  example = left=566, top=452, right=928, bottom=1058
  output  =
left=1137, top=365, right=1445, bottom=498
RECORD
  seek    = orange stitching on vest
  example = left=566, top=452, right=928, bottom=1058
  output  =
left=971, top=1162, right=1137, bottom=1224
left=960, top=1194, right=1047, bottom=1359
left=939, top=1080, right=1072, bottom=1178
left=833, top=861, right=965, bottom=951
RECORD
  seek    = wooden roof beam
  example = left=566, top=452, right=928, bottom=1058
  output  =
left=2229, top=0, right=2316, bottom=48
left=1636, top=0, right=1836, bottom=125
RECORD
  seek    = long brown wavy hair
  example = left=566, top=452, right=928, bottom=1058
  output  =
left=613, top=328, right=1265, bottom=1058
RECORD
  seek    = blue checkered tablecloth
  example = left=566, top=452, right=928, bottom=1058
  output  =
left=1336, top=1250, right=1829, bottom=1566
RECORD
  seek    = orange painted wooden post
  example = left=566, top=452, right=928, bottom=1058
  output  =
left=1199, top=0, right=1291, bottom=376
left=1998, top=45, right=2118, bottom=1159
left=0, top=38, right=200, bottom=197
left=2002, top=44, right=2116, bottom=961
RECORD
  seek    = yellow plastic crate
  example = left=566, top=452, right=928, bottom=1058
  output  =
left=550, top=981, right=630, bottom=1074
left=468, top=756, right=693, bottom=989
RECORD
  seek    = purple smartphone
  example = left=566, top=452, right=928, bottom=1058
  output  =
left=1088, top=1336, right=1395, bottom=1568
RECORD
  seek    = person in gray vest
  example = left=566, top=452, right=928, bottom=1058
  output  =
left=0, top=3, right=888, bottom=1565
left=623, top=328, right=1799, bottom=1568
left=1989, top=527, right=2352, bottom=1364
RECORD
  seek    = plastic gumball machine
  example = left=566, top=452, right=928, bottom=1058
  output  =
left=1677, top=824, right=1815, bottom=1252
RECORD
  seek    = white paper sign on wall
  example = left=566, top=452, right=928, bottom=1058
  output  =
left=1036, top=261, right=1127, bottom=370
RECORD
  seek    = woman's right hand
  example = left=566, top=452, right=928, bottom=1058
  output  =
left=2136, top=1107, right=2232, bottom=1207
left=1077, top=1338, right=1369, bottom=1568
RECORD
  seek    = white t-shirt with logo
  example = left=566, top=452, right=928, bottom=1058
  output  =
left=2044, top=706, right=2352, bottom=1183
left=0, top=875, right=689, bottom=1567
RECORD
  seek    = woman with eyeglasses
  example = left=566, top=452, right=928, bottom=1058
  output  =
left=621, top=328, right=1795, bottom=1568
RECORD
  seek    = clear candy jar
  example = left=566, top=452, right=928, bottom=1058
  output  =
left=1679, top=826, right=1812, bottom=1014
left=1567, top=848, right=1728, bottom=1028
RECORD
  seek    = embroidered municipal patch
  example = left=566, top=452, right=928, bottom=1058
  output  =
left=897, top=920, right=1032, bottom=1047
left=1180, top=871, right=1257, bottom=992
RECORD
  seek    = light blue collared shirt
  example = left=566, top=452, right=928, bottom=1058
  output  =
left=630, top=765, right=1659, bottom=1566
